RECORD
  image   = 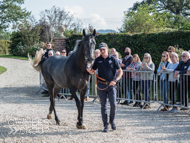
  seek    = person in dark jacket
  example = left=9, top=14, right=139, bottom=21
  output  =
left=174, top=51, right=190, bottom=110
left=120, top=47, right=133, bottom=105
left=42, top=42, right=55, bottom=60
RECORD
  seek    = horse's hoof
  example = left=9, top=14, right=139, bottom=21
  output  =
left=56, top=121, right=60, bottom=125
left=76, top=123, right=86, bottom=129
left=47, top=114, right=52, bottom=119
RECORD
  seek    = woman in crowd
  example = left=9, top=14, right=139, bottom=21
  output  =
left=161, top=52, right=179, bottom=112
left=139, top=53, right=155, bottom=109
left=110, top=48, right=119, bottom=59
left=157, top=51, right=171, bottom=110
left=126, top=54, right=142, bottom=107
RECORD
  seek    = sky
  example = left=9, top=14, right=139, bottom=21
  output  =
left=22, top=0, right=142, bottom=31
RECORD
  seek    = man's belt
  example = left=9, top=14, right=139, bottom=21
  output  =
left=98, top=80, right=110, bottom=85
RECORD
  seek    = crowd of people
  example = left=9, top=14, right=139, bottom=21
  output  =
left=40, top=42, right=190, bottom=114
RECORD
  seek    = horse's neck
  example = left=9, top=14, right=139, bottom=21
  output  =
left=75, top=44, right=87, bottom=72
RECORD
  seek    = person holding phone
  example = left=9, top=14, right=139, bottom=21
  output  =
left=139, top=53, right=155, bottom=109
left=157, top=51, right=171, bottom=111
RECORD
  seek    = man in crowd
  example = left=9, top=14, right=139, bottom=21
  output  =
left=120, top=47, right=133, bottom=105
left=87, top=42, right=123, bottom=132
left=174, top=51, right=190, bottom=109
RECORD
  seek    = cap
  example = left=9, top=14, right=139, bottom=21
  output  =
left=99, top=42, right=108, bottom=49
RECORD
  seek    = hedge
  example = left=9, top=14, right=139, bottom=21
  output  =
left=66, top=30, right=190, bottom=70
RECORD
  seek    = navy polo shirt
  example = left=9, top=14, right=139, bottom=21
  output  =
left=92, top=54, right=121, bottom=82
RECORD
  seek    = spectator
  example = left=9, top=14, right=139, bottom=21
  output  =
left=157, top=51, right=171, bottom=111
left=48, top=50, right=54, bottom=57
left=139, top=53, right=155, bottom=109
left=55, top=51, right=60, bottom=55
left=174, top=51, right=190, bottom=110
left=42, top=42, right=55, bottom=60
left=110, top=48, right=119, bottom=59
left=167, top=46, right=175, bottom=58
left=162, top=52, right=179, bottom=113
left=120, top=47, right=133, bottom=105
left=61, top=48, right=67, bottom=56
left=126, top=54, right=142, bottom=107
left=41, top=43, right=55, bottom=97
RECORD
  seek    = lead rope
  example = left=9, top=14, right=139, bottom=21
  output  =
left=94, top=72, right=110, bottom=90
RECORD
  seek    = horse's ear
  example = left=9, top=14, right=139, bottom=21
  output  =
left=83, top=29, right=86, bottom=37
left=92, top=29, right=96, bottom=36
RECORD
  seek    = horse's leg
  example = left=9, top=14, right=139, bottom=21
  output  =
left=70, top=87, right=86, bottom=129
left=79, top=86, right=88, bottom=127
left=47, top=86, right=62, bottom=120
left=46, top=83, right=60, bottom=125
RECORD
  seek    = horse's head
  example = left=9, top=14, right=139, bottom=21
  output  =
left=82, top=29, right=96, bottom=63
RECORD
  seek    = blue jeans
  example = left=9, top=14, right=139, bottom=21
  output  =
left=123, top=78, right=134, bottom=102
left=141, top=80, right=152, bottom=101
left=160, top=80, right=169, bottom=104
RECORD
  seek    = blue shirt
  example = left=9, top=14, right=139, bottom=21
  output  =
left=92, top=54, right=121, bottom=82
left=157, top=61, right=171, bottom=80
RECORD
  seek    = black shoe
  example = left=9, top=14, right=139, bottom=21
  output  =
left=102, top=124, right=108, bottom=132
left=129, top=101, right=133, bottom=104
left=120, top=101, right=129, bottom=105
left=110, top=122, right=116, bottom=130
left=41, top=90, right=48, bottom=94
left=133, top=102, right=138, bottom=107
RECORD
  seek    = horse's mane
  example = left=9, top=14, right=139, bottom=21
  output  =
left=73, top=40, right=82, bottom=53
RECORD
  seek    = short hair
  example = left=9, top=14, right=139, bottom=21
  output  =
left=171, top=52, right=179, bottom=62
left=132, top=54, right=140, bottom=62
left=48, top=50, right=54, bottom=55
left=95, top=49, right=100, bottom=53
left=167, top=46, right=175, bottom=52
left=182, top=51, right=190, bottom=58
left=125, top=47, right=131, bottom=53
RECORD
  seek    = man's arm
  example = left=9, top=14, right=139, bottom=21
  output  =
left=109, top=68, right=123, bottom=86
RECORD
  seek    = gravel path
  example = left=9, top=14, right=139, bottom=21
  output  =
left=0, top=58, right=190, bottom=143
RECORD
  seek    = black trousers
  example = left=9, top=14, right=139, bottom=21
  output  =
left=133, top=80, right=141, bottom=104
left=116, top=79, right=122, bottom=98
left=177, top=80, right=190, bottom=106
left=168, top=81, right=178, bottom=105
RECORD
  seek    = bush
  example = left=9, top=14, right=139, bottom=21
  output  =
left=0, top=40, right=10, bottom=54
left=66, top=30, right=190, bottom=71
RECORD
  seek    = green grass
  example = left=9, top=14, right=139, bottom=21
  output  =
left=0, top=54, right=28, bottom=60
left=0, top=66, right=7, bottom=74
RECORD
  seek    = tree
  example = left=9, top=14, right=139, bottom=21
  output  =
left=10, top=19, right=41, bottom=56
left=0, top=0, right=31, bottom=31
left=39, top=6, right=80, bottom=42
left=129, top=0, right=190, bottom=16
left=123, top=4, right=169, bottom=33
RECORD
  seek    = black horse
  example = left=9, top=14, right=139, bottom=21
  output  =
left=29, top=29, right=96, bottom=129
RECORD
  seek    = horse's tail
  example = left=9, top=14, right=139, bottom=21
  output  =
left=28, top=51, right=43, bottom=71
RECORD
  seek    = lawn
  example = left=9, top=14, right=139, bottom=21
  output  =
left=0, top=66, right=7, bottom=74
left=0, top=54, right=28, bottom=60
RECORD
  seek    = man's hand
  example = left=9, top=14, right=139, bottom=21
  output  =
left=174, top=71, right=179, bottom=78
left=86, top=68, right=94, bottom=74
left=109, top=81, right=116, bottom=86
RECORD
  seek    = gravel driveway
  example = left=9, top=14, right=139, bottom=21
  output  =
left=0, top=58, right=190, bottom=143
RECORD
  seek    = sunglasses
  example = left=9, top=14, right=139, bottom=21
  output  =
left=47, top=45, right=51, bottom=46
left=48, top=54, right=52, bottom=55
left=162, top=55, right=166, bottom=57
left=144, top=57, right=149, bottom=59
left=182, top=55, right=186, bottom=57
left=61, top=52, right=66, bottom=53
left=168, top=51, right=172, bottom=53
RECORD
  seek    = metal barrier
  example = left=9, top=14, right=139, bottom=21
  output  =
left=117, top=70, right=156, bottom=109
left=156, top=71, right=190, bottom=111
